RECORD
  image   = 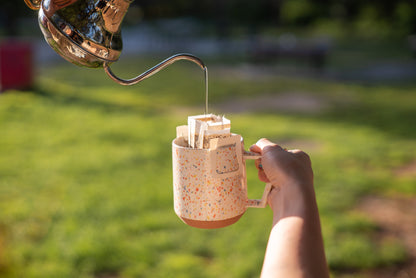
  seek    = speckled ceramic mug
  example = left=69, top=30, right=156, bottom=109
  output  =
left=172, top=134, right=272, bottom=229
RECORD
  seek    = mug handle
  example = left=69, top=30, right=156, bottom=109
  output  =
left=243, top=151, right=274, bottom=208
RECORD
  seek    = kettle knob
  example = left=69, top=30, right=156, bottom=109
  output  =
left=24, top=0, right=41, bottom=10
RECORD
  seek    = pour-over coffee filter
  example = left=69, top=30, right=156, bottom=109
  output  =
left=176, top=114, right=231, bottom=149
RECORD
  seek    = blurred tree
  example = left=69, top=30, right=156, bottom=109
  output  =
left=266, top=0, right=283, bottom=26
left=213, top=0, right=230, bottom=39
left=3, top=0, right=415, bottom=38
left=0, top=0, right=33, bottom=36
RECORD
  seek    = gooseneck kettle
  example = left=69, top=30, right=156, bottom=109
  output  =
left=24, top=0, right=207, bottom=86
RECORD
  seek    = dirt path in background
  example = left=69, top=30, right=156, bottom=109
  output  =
left=358, top=195, right=416, bottom=278
left=214, top=92, right=330, bottom=114
left=358, top=161, right=416, bottom=278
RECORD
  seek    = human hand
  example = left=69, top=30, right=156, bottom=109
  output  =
left=249, top=138, right=314, bottom=211
left=249, top=138, right=313, bottom=188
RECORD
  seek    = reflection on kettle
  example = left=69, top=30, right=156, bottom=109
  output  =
left=24, top=0, right=207, bottom=87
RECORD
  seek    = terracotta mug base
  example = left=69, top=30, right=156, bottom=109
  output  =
left=178, top=213, right=245, bottom=229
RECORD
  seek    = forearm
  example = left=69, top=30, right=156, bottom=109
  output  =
left=261, top=184, right=329, bottom=278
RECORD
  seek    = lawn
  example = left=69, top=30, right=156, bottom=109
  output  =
left=0, top=56, right=415, bottom=278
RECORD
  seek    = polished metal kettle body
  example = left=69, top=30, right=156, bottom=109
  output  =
left=26, top=0, right=131, bottom=68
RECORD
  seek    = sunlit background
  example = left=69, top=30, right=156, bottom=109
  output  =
left=1, top=0, right=415, bottom=277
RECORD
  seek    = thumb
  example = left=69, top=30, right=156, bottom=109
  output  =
left=256, top=138, right=277, bottom=150
left=256, top=138, right=284, bottom=154
left=254, top=139, right=286, bottom=186
left=250, top=138, right=276, bottom=154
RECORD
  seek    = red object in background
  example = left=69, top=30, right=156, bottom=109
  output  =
left=0, top=40, right=34, bottom=92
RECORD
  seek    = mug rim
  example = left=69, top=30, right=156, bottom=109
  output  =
left=172, top=133, right=242, bottom=150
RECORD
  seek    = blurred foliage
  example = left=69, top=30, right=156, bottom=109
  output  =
left=1, top=0, right=416, bottom=38
left=133, top=0, right=416, bottom=37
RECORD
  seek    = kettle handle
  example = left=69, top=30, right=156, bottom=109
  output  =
left=24, top=0, right=41, bottom=10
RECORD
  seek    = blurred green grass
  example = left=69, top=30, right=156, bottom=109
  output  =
left=0, top=57, right=415, bottom=277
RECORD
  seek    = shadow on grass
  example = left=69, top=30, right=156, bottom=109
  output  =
left=31, top=86, right=164, bottom=117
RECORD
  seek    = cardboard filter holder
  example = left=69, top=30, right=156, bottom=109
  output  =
left=174, top=114, right=231, bottom=149
left=172, top=114, right=272, bottom=229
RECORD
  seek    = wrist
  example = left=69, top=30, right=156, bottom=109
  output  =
left=271, top=181, right=317, bottom=224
